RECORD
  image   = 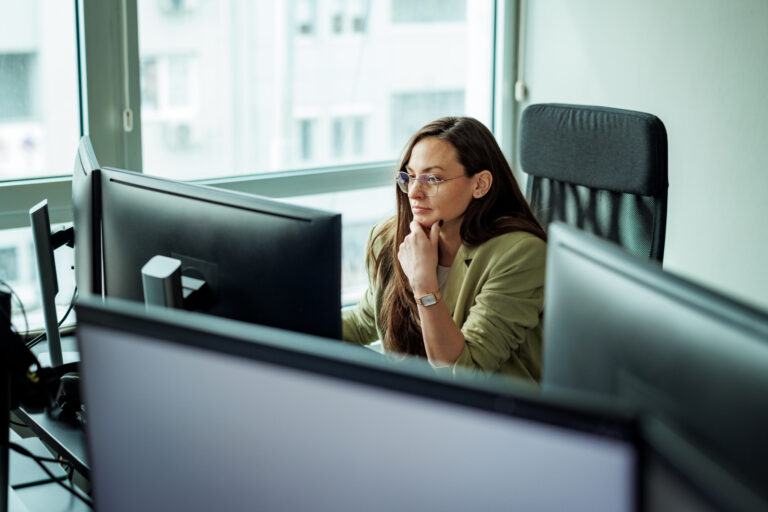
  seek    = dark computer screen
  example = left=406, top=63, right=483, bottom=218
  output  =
left=77, top=296, right=640, bottom=511
left=95, top=166, right=341, bottom=339
left=542, top=222, right=768, bottom=500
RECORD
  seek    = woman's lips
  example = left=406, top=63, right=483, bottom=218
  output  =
left=411, top=205, right=431, bottom=214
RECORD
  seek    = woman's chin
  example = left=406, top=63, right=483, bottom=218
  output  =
left=413, top=213, right=437, bottom=226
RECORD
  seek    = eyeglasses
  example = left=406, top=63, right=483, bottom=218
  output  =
left=395, top=171, right=467, bottom=197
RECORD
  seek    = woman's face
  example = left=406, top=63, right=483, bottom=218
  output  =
left=404, top=137, right=475, bottom=229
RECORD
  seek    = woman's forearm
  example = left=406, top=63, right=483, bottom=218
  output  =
left=417, top=299, right=465, bottom=365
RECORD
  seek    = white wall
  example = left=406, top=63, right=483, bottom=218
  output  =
left=521, top=0, right=768, bottom=310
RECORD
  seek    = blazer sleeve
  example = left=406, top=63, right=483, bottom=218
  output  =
left=341, top=226, right=382, bottom=346
left=453, top=235, right=546, bottom=372
left=342, top=284, right=378, bottom=345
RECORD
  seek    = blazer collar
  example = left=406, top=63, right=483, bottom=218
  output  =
left=441, top=242, right=478, bottom=316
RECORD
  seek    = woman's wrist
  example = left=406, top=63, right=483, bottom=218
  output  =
left=411, top=277, right=439, bottom=297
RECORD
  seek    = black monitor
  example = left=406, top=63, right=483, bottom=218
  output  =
left=76, top=296, right=641, bottom=511
left=95, top=166, right=341, bottom=339
left=24, top=136, right=97, bottom=368
left=643, top=418, right=767, bottom=512
left=542, top=222, right=768, bottom=500
left=72, top=136, right=102, bottom=297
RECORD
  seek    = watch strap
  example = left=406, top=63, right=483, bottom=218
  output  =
left=415, top=290, right=443, bottom=307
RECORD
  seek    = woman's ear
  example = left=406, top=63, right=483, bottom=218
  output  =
left=473, top=170, right=493, bottom=198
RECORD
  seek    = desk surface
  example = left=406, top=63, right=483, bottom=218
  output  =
left=18, top=335, right=88, bottom=479
left=8, top=429, right=89, bottom=512
left=13, top=409, right=88, bottom=480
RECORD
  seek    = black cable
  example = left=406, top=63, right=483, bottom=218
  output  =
left=8, top=443, right=74, bottom=469
left=26, top=285, right=79, bottom=350
left=9, top=441, right=93, bottom=508
left=0, top=278, right=29, bottom=340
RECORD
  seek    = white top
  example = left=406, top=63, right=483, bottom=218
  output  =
left=437, top=264, right=451, bottom=291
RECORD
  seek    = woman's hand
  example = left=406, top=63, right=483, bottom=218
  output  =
left=398, top=219, right=441, bottom=295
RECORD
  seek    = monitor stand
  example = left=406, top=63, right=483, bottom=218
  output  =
left=142, top=255, right=208, bottom=309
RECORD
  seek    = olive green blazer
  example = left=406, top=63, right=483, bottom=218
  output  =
left=342, top=228, right=546, bottom=382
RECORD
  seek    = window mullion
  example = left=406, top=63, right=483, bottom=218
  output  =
left=81, top=0, right=143, bottom=172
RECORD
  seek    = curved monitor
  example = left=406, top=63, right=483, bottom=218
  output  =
left=97, top=166, right=341, bottom=339
left=542, top=222, right=768, bottom=500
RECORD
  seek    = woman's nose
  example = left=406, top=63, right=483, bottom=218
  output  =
left=408, top=179, right=425, bottom=199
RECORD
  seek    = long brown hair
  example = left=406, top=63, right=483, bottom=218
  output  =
left=369, top=117, right=546, bottom=356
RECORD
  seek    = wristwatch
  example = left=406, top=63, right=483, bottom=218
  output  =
left=416, top=290, right=442, bottom=307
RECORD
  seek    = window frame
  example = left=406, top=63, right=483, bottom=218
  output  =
left=0, top=0, right=519, bottom=230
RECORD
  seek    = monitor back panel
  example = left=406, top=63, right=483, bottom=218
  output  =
left=78, top=300, right=639, bottom=512
left=543, top=222, right=768, bottom=497
left=98, top=168, right=341, bottom=339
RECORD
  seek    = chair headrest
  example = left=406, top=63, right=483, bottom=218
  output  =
left=520, top=103, right=668, bottom=196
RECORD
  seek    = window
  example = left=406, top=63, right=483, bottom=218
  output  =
left=391, top=0, right=467, bottom=23
left=137, top=0, right=493, bottom=177
left=0, top=2, right=80, bottom=331
left=298, top=118, right=317, bottom=161
left=134, top=0, right=493, bottom=303
left=331, top=115, right=366, bottom=161
left=281, top=186, right=395, bottom=305
left=0, top=246, right=19, bottom=282
left=350, top=0, right=368, bottom=33
left=330, top=0, right=344, bottom=33
left=0, top=225, right=75, bottom=332
left=0, top=1, right=499, bottom=323
left=296, top=0, right=317, bottom=35
left=390, top=90, right=465, bottom=152
left=0, top=3, right=79, bottom=180
left=0, top=53, right=34, bottom=120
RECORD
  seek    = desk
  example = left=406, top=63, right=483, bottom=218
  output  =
left=17, top=335, right=89, bottom=479
left=12, top=410, right=88, bottom=481
left=7, top=434, right=90, bottom=512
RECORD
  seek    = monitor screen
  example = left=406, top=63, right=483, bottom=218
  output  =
left=542, top=222, right=768, bottom=500
left=77, top=297, right=640, bottom=512
left=95, top=166, right=341, bottom=339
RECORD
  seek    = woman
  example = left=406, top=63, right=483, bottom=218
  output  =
left=343, top=117, right=547, bottom=381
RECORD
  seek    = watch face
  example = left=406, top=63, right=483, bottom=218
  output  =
left=420, top=294, right=437, bottom=307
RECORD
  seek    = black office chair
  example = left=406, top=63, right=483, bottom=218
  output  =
left=519, top=103, right=668, bottom=262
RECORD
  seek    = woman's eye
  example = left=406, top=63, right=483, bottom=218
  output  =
left=427, top=176, right=440, bottom=184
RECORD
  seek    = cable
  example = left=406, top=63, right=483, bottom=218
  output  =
left=9, top=418, right=27, bottom=428
left=1, top=278, right=29, bottom=341
left=8, top=441, right=93, bottom=508
left=26, top=285, right=79, bottom=350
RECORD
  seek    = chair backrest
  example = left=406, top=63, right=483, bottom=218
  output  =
left=520, top=103, right=668, bottom=262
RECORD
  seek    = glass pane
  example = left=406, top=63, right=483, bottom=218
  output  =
left=138, top=0, right=494, bottom=179
left=279, top=185, right=395, bottom=305
left=0, top=224, right=76, bottom=334
left=0, top=1, right=80, bottom=180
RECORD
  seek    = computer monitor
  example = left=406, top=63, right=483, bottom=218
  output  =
left=542, top=222, right=768, bottom=500
left=72, top=136, right=102, bottom=297
left=642, top=418, right=767, bottom=512
left=76, top=296, right=641, bottom=511
left=90, top=165, right=341, bottom=339
left=24, top=137, right=97, bottom=368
